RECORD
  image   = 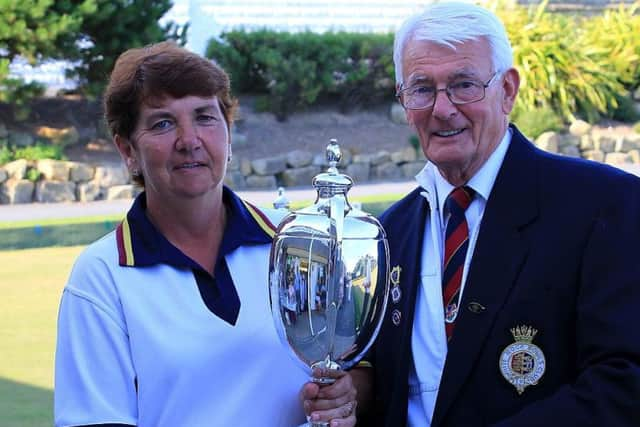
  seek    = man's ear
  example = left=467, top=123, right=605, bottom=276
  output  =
left=501, top=68, right=520, bottom=115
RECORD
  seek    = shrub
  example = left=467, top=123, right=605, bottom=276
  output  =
left=493, top=0, right=627, bottom=123
left=207, top=30, right=395, bottom=120
left=511, top=105, right=564, bottom=139
left=0, top=142, right=66, bottom=165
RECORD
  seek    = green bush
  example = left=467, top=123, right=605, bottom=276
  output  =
left=495, top=0, right=627, bottom=123
left=207, top=31, right=395, bottom=120
left=511, top=105, right=564, bottom=139
left=0, top=141, right=66, bottom=165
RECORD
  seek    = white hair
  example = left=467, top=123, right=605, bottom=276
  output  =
left=393, top=1, right=513, bottom=86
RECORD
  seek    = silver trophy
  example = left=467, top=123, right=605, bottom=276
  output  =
left=269, top=139, right=390, bottom=427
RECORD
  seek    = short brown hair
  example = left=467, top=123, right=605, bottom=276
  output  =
left=104, top=41, right=237, bottom=140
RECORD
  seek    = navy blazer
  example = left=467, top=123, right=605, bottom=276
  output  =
left=370, top=125, right=640, bottom=426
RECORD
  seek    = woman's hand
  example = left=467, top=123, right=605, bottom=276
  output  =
left=299, top=368, right=357, bottom=427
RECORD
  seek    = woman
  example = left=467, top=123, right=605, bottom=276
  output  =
left=54, top=41, right=357, bottom=427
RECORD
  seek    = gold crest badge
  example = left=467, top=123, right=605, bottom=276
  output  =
left=499, top=325, right=546, bottom=394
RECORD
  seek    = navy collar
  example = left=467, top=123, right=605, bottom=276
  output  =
left=116, top=186, right=274, bottom=269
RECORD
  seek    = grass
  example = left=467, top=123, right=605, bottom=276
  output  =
left=0, top=193, right=402, bottom=250
left=0, top=245, right=84, bottom=427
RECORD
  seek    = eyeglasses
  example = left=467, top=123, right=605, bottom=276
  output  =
left=396, top=72, right=501, bottom=110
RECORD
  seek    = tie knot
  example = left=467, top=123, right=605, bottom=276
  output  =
left=445, top=186, right=475, bottom=214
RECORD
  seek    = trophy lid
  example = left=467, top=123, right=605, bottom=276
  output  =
left=312, top=139, right=353, bottom=199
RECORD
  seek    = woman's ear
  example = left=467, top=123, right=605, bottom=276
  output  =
left=114, top=135, right=137, bottom=171
left=501, top=68, right=520, bottom=115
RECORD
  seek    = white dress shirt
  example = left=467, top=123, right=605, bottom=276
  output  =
left=406, top=128, right=512, bottom=426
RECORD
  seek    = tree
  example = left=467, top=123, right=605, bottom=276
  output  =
left=53, top=0, right=187, bottom=97
left=0, top=0, right=96, bottom=105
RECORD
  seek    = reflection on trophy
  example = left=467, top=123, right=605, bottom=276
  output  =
left=269, top=139, right=390, bottom=427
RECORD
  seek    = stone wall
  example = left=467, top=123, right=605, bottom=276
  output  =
left=1, top=118, right=639, bottom=205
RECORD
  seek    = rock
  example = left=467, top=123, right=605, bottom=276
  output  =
left=36, top=126, right=80, bottom=147
left=240, top=158, right=253, bottom=176
left=568, top=120, right=591, bottom=136
left=76, top=182, right=102, bottom=202
left=37, top=159, right=70, bottom=181
left=106, top=185, right=136, bottom=200
left=245, top=175, right=277, bottom=189
left=370, top=151, right=391, bottom=166
left=1, top=179, right=35, bottom=204
left=0, top=121, right=7, bottom=139
left=3, top=159, right=29, bottom=179
left=286, top=150, right=313, bottom=168
left=372, top=161, right=403, bottom=180
left=604, top=152, right=632, bottom=165
left=93, top=165, right=129, bottom=187
left=535, top=132, right=560, bottom=153
left=35, top=181, right=76, bottom=203
left=280, top=165, right=320, bottom=187
left=582, top=150, right=605, bottom=162
left=0, top=168, right=7, bottom=184
left=69, top=162, right=95, bottom=182
left=391, top=146, right=418, bottom=164
left=390, top=102, right=408, bottom=124
left=592, top=129, right=617, bottom=153
left=231, top=131, right=248, bottom=146
left=227, top=155, right=241, bottom=172
left=224, top=170, right=247, bottom=189
left=346, top=163, right=370, bottom=183
left=579, top=134, right=594, bottom=151
left=559, top=145, right=581, bottom=158
left=617, top=134, right=640, bottom=153
left=628, top=149, right=640, bottom=164
left=251, top=156, right=287, bottom=175
left=402, top=161, right=425, bottom=178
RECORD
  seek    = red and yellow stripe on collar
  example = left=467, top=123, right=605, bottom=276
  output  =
left=116, top=217, right=135, bottom=266
left=241, top=200, right=277, bottom=238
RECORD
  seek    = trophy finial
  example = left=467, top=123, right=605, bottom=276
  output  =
left=312, top=138, right=353, bottom=199
left=273, top=187, right=290, bottom=210
left=326, top=138, right=341, bottom=172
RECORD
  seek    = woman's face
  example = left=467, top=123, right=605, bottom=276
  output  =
left=116, top=95, right=230, bottom=207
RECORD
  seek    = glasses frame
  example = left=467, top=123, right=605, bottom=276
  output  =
left=396, top=72, right=501, bottom=110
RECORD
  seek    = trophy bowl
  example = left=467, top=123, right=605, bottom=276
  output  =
left=268, top=140, right=390, bottom=425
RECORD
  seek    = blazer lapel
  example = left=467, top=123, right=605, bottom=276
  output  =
left=378, top=188, right=430, bottom=423
left=432, top=126, right=540, bottom=425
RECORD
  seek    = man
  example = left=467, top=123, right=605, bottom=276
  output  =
left=365, top=2, right=640, bottom=426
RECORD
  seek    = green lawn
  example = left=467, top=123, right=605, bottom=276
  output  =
left=0, top=246, right=84, bottom=427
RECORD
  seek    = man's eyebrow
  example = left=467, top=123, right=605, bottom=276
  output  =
left=405, top=75, right=434, bottom=86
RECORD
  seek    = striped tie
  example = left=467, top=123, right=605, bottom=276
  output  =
left=443, top=186, right=475, bottom=341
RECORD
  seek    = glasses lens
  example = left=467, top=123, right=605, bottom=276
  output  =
left=401, top=87, right=434, bottom=109
left=449, top=81, right=484, bottom=104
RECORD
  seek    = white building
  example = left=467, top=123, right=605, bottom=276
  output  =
left=176, top=0, right=432, bottom=55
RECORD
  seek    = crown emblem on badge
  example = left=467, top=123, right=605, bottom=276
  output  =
left=510, top=325, right=537, bottom=343
left=499, top=324, right=546, bottom=395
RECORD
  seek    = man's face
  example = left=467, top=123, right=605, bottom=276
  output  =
left=401, top=38, right=519, bottom=185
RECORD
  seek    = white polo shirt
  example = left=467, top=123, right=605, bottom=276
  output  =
left=55, top=188, right=308, bottom=427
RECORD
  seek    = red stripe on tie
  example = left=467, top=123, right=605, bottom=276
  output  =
left=442, top=186, right=475, bottom=342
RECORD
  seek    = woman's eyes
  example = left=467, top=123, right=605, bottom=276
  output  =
left=150, top=119, right=173, bottom=131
